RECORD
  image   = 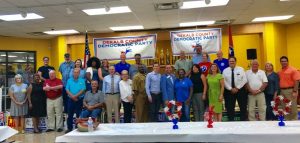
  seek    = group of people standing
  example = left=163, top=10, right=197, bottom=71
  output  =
left=7, top=45, right=300, bottom=134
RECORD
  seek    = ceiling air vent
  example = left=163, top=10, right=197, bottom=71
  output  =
left=26, top=32, right=47, bottom=36
left=154, top=2, right=180, bottom=10
left=214, top=19, right=235, bottom=25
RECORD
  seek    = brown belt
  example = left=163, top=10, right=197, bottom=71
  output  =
left=281, top=87, right=293, bottom=90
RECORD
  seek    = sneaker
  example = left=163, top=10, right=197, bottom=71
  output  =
left=57, top=128, right=63, bottom=132
left=46, top=129, right=54, bottom=132
left=65, top=130, right=71, bottom=134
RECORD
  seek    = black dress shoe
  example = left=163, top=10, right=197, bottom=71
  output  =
left=57, top=128, right=63, bottom=132
left=65, top=130, right=71, bottom=134
left=46, top=129, right=54, bottom=132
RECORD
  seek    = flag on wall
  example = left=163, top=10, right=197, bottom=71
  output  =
left=228, top=25, right=235, bottom=57
left=83, top=32, right=90, bottom=68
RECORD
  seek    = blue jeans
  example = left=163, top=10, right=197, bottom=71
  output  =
left=81, top=109, right=102, bottom=118
left=67, top=98, right=83, bottom=131
left=180, top=102, right=190, bottom=122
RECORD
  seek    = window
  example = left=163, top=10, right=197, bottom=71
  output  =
left=0, top=51, right=36, bottom=111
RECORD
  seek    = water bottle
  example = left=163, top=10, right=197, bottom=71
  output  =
left=87, top=117, right=93, bottom=132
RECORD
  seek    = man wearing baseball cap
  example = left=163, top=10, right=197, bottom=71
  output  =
left=59, top=53, right=75, bottom=113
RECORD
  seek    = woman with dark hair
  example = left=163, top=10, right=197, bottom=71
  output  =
left=86, top=57, right=101, bottom=91
left=70, top=59, right=86, bottom=79
left=189, top=64, right=207, bottom=121
left=174, top=69, right=193, bottom=122
left=28, top=74, right=47, bottom=133
left=98, top=59, right=110, bottom=90
left=206, top=63, right=224, bottom=121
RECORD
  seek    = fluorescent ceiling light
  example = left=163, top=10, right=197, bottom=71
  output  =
left=180, top=0, right=229, bottom=9
left=252, top=15, right=294, bottom=22
left=110, top=25, right=144, bottom=31
left=0, top=54, right=6, bottom=57
left=82, top=6, right=131, bottom=15
left=179, top=21, right=215, bottom=27
left=0, top=13, right=44, bottom=21
left=43, top=29, right=79, bottom=35
left=8, top=55, right=17, bottom=58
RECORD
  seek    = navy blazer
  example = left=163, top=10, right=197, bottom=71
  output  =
left=161, top=74, right=176, bottom=102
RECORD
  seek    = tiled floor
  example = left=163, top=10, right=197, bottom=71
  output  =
left=6, top=132, right=64, bottom=143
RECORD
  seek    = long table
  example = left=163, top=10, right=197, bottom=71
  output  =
left=56, top=121, right=300, bottom=143
left=0, top=126, right=18, bottom=142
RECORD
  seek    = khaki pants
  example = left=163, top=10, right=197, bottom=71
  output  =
left=248, top=92, right=266, bottom=121
left=281, top=89, right=298, bottom=120
left=105, top=94, right=120, bottom=123
left=47, top=96, right=63, bottom=130
left=135, top=94, right=149, bottom=122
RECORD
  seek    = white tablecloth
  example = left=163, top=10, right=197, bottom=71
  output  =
left=56, top=121, right=300, bottom=143
left=0, top=126, right=18, bottom=142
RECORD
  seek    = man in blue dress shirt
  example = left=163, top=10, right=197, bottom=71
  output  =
left=115, top=52, right=131, bottom=74
left=213, top=51, right=229, bottom=73
left=145, top=62, right=162, bottom=122
left=102, top=66, right=121, bottom=123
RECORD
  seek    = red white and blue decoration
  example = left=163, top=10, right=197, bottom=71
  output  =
left=0, top=112, right=4, bottom=126
left=228, top=25, right=235, bottom=57
left=205, top=106, right=214, bottom=128
left=83, top=31, right=91, bottom=68
left=164, top=100, right=182, bottom=129
left=271, top=95, right=291, bottom=126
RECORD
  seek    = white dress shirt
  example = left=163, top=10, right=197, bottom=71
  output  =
left=246, top=69, right=268, bottom=90
left=119, top=79, right=133, bottom=102
left=222, top=66, right=247, bottom=90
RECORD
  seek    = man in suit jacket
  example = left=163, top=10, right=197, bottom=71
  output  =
left=161, top=64, right=176, bottom=105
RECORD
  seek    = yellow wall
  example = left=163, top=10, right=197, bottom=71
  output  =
left=232, top=34, right=262, bottom=70
left=263, top=23, right=287, bottom=71
left=0, top=36, right=51, bottom=70
left=286, top=23, right=300, bottom=69
left=69, top=43, right=95, bottom=61
left=273, top=23, right=287, bottom=70
left=51, top=36, right=68, bottom=77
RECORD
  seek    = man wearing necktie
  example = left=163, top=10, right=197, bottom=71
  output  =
left=102, top=66, right=121, bottom=123
left=222, top=57, right=248, bottom=121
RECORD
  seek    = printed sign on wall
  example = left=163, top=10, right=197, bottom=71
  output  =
left=170, top=28, right=222, bottom=55
left=94, top=34, right=157, bottom=60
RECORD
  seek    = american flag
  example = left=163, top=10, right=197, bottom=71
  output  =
left=83, top=32, right=90, bottom=68
left=228, top=25, right=235, bottom=58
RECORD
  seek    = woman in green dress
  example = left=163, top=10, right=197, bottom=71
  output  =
left=206, top=63, right=224, bottom=121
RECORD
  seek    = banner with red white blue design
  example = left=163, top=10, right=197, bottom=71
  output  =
left=94, top=34, right=157, bottom=60
left=170, top=28, right=222, bottom=55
